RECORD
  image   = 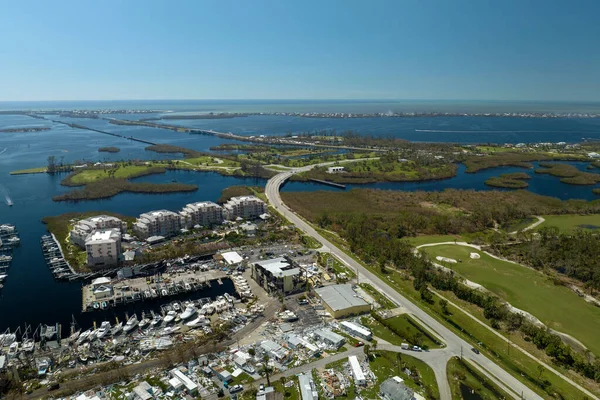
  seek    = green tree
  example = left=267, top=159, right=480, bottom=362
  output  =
left=439, top=299, right=448, bottom=314
left=47, top=156, right=57, bottom=173
left=261, top=355, right=273, bottom=386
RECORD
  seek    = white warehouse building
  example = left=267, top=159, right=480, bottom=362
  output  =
left=70, top=215, right=127, bottom=248
left=133, top=210, right=183, bottom=239
left=348, top=355, right=366, bottom=386
left=313, top=328, right=345, bottom=349
left=180, top=201, right=224, bottom=227
left=223, top=195, right=267, bottom=220
left=85, top=229, right=122, bottom=268
left=340, top=321, right=373, bottom=341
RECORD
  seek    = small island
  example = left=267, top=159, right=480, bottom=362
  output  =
left=98, top=146, right=120, bottom=153
left=295, top=155, right=457, bottom=184
left=0, top=126, right=50, bottom=133
left=485, top=172, right=531, bottom=188
left=535, top=162, right=600, bottom=185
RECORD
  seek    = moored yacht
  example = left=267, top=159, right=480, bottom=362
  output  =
left=151, top=314, right=162, bottom=326
left=123, top=315, right=139, bottom=333
left=96, top=321, right=111, bottom=339
left=77, top=329, right=92, bottom=344
left=163, top=310, right=177, bottom=323
left=110, top=322, right=123, bottom=336
left=180, top=305, right=197, bottom=320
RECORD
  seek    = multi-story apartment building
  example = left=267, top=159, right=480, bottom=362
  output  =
left=70, top=215, right=127, bottom=248
left=223, top=196, right=267, bottom=220
left=180, top=201, right=224, bottom=228
left=133, top=209, right=183, bottom=239
left=85, top=229, right=122, bottom=268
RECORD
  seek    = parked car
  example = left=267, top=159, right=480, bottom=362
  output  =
left=354, top=341, right=364, bottom=347
left=471, top=347, right=480, bottom=354
left=412, top=345, right=422, bottom=352
left=230, top=385, right=244, bottom=393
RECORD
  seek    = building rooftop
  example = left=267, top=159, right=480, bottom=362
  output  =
left=87, top=229, right=120, bottom=243
left=298, top=374, right=318, bottom=400
left=255, top=257, right=300, bottom=277
left=315, top=284, right=368, bottom=311
left=221, top=251, right=243, bottom=265
left=380, top=376, right=415, bottom=400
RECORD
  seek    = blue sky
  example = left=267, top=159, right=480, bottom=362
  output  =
left=1, top=0, right=599, bottom=101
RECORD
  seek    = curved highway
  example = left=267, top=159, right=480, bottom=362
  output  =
left=266, top=166, right=551, bottom=400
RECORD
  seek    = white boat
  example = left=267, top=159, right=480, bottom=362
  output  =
left=172, top=302, right=181, bottom=312
left=22, top=339, right=35, bottom=352
left=0, top=255, right=12, bottom=262
left=161, top=289, right=168, bottom=296
left=161, top=326, right=181, bottom=335
left=139, top=317, right=151, bottom=328
left=186, top=317, right=210, bottom=328
left=37, top=358, right=50, bottom=375
left=68, top=330, right=81, bottom=343
left=123, top=315, right=139, bottom=333
left=7, top=237, right=19, bottom=245
left=151, top=314, right=162, bottom=326
left=163, top=310, right=177, bottom=323
left=77, top=330, right=92, bottom=344
left=180, top=305, right=197, bottom=320
left=7, top=341, right=19, bottom=356
left=110, top=322, right=123, bottom=336
left=88, top=329, right=98, bottom=341
left=0, top=274, right=7, bottom=282
left=184, top=282, right=192, bottom=291
left=96, top=321, right=111, bottom=339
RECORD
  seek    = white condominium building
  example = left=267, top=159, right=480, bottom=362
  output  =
left=133, top=209, right=183, bottom=239
left=180, top=201, right=224, bottom=227
left=70, top=215, right=127, bottom=248
left=223, top=196, right=267, bottom=220
left=85, top=229, right=122, bottom=268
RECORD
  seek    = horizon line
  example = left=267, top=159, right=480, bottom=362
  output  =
left=1, top=98, right=600, bottom=104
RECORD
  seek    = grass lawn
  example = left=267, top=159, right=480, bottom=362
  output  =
left=319, top=253, right=356, bottom=279
left=405, top=234, right=463, bottom=247
left=362, top=314, right=441, bottom=349
left=229, top=371, right=253, bottom=386
left=500, top=217, right=536, bottom=233
left=359, top=283, right=394, bottom=308
left=539, top=214, right=600, bottom=233
left=447, top=357, right=512, bottom=400
left=9, top=166, right=47, bottom=174
left=184, top=156, right=240, bottom=167
left=301, top=235, right=322, bottom=249
left=422, top=244, right=600, bottom=356
left=367, top=351, right=439, bottom=399
left=69, top=164, right=161, bottom=184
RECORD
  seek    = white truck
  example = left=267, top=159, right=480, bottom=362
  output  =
left=401, top=343, right=409, bottom=350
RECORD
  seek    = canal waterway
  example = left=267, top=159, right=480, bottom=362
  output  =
left=2, top=110, right=600, bottom=334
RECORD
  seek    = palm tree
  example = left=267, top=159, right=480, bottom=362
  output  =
left=261, top=354, right=273, bottom=386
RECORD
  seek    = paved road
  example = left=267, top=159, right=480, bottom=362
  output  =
left=265, top=166, right=548, bottom=400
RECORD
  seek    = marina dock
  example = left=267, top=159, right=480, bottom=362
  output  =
left=81, top=269, right=228, bottom=312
